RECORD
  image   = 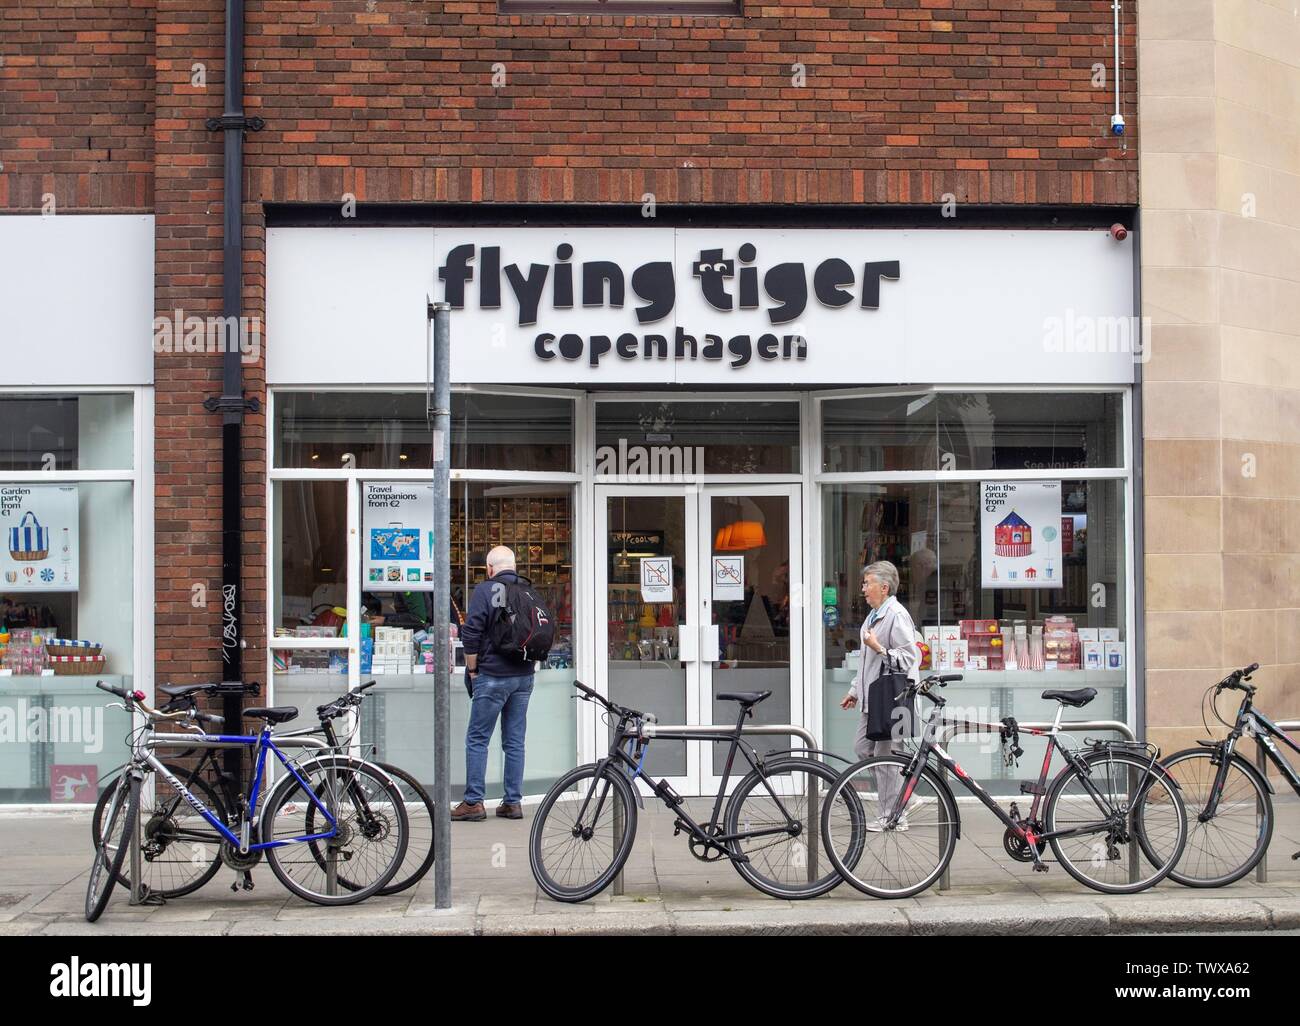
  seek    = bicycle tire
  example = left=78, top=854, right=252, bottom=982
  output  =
left=374, top=762, right=436, bottom=896
left=821, top=754, right=958, bottom=899
left=85, top=775, right=139, bottom=922
left=1045, top=749, right=1187, bottom=895
left=262, top=756, right=408, bottom=906
left=92, top=765, right=228, bottom=899
left=724, top=757, right=862, bottom=899
left=529, top=763, right=637, bottom=903
left=1158, top=747, right=1273, bottom=888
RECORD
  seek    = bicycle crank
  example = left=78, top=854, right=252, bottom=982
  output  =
left=1003, top=822, right=1047, bottom=863
left=688, top=824, right=727, bottom=863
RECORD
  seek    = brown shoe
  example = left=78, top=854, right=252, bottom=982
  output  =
left=495, top=802, right=523, bottom=820
left=452, top=801, right=486, bottom=821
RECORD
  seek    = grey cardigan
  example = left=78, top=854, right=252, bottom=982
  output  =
left=848, top=597, right=921, bottom=708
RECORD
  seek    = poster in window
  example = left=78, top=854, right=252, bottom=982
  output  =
left=363, top=483, right=435, bottom=591
left=980, top=481, right=1062, bottom=589
left=0, top=484, right=79, bottom=592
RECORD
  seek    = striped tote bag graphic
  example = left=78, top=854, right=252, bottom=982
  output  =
left=8, top=511, right=50, bottom=561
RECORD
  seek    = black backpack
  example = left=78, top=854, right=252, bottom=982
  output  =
left=488, top=573, right=556, bottom=664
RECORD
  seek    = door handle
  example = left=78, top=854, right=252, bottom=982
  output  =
left=676, top=624, right=697, bottom=664
left=702, top=623, right=721, bottom=663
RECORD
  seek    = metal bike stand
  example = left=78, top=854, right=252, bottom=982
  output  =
left=935, top=719, right=1138, bottom=892
left=612, top=724, right=821, bottom=896
left=129, top=734, right=331, bottom=906
left=1256, top=720, right=1300, bottom=884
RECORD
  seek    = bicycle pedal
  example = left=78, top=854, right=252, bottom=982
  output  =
left=1032, top=862, right=1049, bottom=873
left=240, top=871, right=255, bottom=891
left=1292, top=851, right=1299, bottom=861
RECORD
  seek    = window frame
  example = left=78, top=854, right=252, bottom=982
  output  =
left=809, top=384, right=1135, bottom=759
left=0, top=385, right=152, bottom=808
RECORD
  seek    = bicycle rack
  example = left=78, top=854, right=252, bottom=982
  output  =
left=127, top=734, right=332, bottom=906
left=610, top=723, right=821, bottom=897
left=933, top=718, right=1139, bottom=892
left=1256, top=720, right=1300, bottom=884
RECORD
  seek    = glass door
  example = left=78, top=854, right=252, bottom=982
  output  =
left=595, top=486, right=699, bottom=795
left=595, top=484, right=801, bottom=796
left=698, top=485, right=801, bottom=795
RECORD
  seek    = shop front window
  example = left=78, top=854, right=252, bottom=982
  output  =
left=270, top=390, right=577, bottom=798
left=0, top=394, right=136, bottom=804
left=820, top=391, right=1128, bottom=792
left=595, top=400, right=800, bottom=475
left=274, top=391, right=574, bottom=473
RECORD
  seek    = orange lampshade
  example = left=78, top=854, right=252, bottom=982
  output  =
left=715, top=520, right=767, bottom=551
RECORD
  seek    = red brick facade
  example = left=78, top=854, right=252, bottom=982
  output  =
left=1, top=0, right=1139, bottom=684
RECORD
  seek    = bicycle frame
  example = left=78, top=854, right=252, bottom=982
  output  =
left=890, top=700, right=1155, bottom=851
left=138, top=725, right=339, bottom=854
left=1201, top=689, right=1300, bottom=817
left=592, top=708, right=803, bottom=853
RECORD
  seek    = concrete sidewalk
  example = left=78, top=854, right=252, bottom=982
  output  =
left=4, top=797, right=1300, bottom=936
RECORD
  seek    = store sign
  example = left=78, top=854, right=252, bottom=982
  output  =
left=363, top=483, right=435, bottom=592
left=980, top=481, right=1062, bottom=590
left=0, top=485, right=79, bottom=592
left=266, top=226, right=1138, bottom=387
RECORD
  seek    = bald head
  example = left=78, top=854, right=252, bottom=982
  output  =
left=486, top=545, right=516, bottom=577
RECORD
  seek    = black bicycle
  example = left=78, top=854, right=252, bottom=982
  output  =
left=528, top=681, right=865, bottom=902
left=1159, top=662, right=1294, bottom=887
left=92, top=680, right=435, bottom=899
left=821, top=673, right=1188, bottom=897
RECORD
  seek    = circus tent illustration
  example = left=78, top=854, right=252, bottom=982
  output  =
left=993, top=511, right=1032, bottom=557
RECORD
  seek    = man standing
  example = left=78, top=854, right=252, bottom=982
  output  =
left=452, top=545, right=535, bottom=821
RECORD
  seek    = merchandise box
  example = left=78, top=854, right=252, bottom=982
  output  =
left=1099, top=628, right=1120, bottom=643
left=1077, top=628, right=1099, bottom=642
left=1083, top=641, right=1105, bottom=671
left=1104, top=642, right=1126, bottom=671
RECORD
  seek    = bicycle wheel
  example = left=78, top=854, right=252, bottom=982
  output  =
left=374, top=762, right=436, bottom=896
left=822, top=755, right=957, bottom=899
left=1159, top=747, right=1272, bottom=887
left=92, top=766, right=227, bottom=899
left=1045, top=749, right=1186, bottom=894
left=724, top=757, right=863, bottom=899
left=85, top=774, right=139, bottom=922
left=262, top=756, right=408, bottom=905
left=529, top=763, right=637, bottom=903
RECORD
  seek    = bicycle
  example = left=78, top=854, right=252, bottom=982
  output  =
left=84, top=681, right=409, bottom=921
left=92, top=680, right=436, bottom=900
left=1159, top=662, right=1294, bottom=887
left=528, top=680, right=865, bottom=902
left=821, top=673, right=1188, bottom=898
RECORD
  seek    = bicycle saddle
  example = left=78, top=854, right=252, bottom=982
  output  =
left=717, top=691, right=771, bottom=707
left=1040, top=688, right=1096, bottom=708
left=243, top=706, right=299, bottom=724
left=159, top=682, right=213, bottom=698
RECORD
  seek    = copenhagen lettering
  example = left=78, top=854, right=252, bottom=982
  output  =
left=437, top=242, right=900, bottom=369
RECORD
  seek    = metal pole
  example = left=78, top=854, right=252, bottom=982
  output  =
left=128, top=772, right=143, bottom=905
left=431, top=302, right=453, bottom=909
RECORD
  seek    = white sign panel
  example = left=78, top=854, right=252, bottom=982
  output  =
left=712, top=556, right=745, bottom=601
left=363, top=483, right=435, bottom=591
left=639, top=556, right=673, bottom=603
left=267, top=226, right=1136, bottom=387
left=0, top=485, right=79, bottom=592
left=981, top=481, right=1062, bottom=589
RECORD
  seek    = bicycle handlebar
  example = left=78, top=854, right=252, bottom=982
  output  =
left=573, top=680, right=650, bottom=724
left=1218, top=663, right=1260, bottom=692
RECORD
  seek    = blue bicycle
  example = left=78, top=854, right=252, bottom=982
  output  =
left=86, top=681, right=408, bottom=921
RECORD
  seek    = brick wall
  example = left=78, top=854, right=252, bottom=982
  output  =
left=0, top=0, right=155, bottom=211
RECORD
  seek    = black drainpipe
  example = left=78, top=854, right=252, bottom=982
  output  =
left=203, top=0, right=263, bottom=776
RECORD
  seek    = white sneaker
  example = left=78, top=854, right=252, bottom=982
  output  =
left=865, top=815, right=909, bottom=832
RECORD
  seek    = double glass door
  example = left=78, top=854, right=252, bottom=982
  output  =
left=595, top=484, right=801, bottom=795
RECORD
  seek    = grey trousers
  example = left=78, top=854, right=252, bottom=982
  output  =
left=853, top=718, right=904, bottom=818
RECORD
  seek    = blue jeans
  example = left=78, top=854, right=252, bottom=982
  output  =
left=464, top=672, right=534, bottom=805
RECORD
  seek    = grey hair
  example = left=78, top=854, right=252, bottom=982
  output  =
left=863, top=560, right=899, bottom=595
left=486, top=545, right=516, bottom=571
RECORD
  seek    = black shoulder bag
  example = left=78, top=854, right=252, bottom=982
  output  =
left=865, top=652, right=917, bottom=742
